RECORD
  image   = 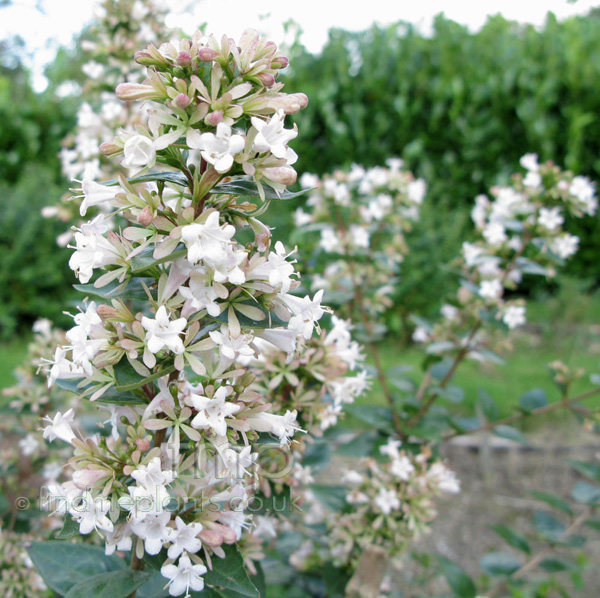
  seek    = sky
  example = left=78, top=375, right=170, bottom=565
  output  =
left=1, top=0, right=598, bottom=91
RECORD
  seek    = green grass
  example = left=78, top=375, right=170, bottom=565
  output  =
left=0, top=337, right=30, bottom=390
left=358, top=294, right=600, bottom=424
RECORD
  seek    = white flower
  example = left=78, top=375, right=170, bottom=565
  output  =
left=161, top=553, right=208, bottom=597
left=520, top=153, right=539, bottom=172
left=104, top=523, right=133, bottom=556
left=349, top=224, right=370, bottom=248
left=180, top=211, right=236, bottom=265
left=319, top=227, right=340, bottom=252
left=209, top=325, right=255, bottom=361
left=279, top=289, right=327, bottom=340
left=166, top=517, right=203, bottom=560
left=132, top=511, right=171, bottom=555
left=551, top=233, right=579, bottom=259
left=373, top=488, right=401, bottom=515
left=78, top=168, right=121, bottom=216
left=246, top=409, right=301, bottom=445
left=479, top=279, right=503, bottom=300
left=42, top=408, right=77, bottom=444
left=440, top=304, right=459, bottom=321
left=69, top=491, right=114, bottom=535
left=131, top=457, right=176, bottom=491
left=122, top=135, right=157, bottom=171
left=412, top=326, right=430, bottom=343
left=390, top=455, right=415, bottom=481
left=407, top=179, right=426, bottom=204
left=569, top=176, right=597, bottom=215
left=523, top=171, right=542, bottom=189
left=251, top=110, right=298, bottom=164
left=218, top=510, right=251, bottom=540
left=198, top=122, right=245, bottom=173
left=179, top=275, right=221, bottom=317
left=189, top=386, right=241, bottom=436
left=482, top=222, right=507, bottom=246
left=248, top=241, right=296, bottom=292
left=428, top=463, right=461, bottom=494
left=142, top=306, right=187, bottom=355
left=538, top=207, right=563, bottom=231
left=462, top=242, right=484, bottom=266
left=503, top=305, right=526, bottom=329
left=293, top=207, right=312, bottom=226
left=18, top=434, right=39, bottom=456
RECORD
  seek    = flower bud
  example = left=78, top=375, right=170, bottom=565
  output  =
left=72, top=467, right=108, bottom=490
left=271, top=56, right=289, bottom=69
left=256, top=71, right=276, bottom=87
left=264, top=166, right=297, bottom=186
left=116, top=82, right=160, bottom=101
left=99, top=140, right=122, bottom=156
left=205, top=110, right=224, bottom=127
left=198, top=529, right=223, bottom=547
left=176, top=51, right=191, bottom=66
left=198, top=47, right=218, bottom=62
left=174, top=93, right=191, bottom=109
left=137, top=205, right=155, bottom=226
left=135, top=438, right=151, bottom=452
left=96, top=304, right=120, bottom=319
left=211, top=523, right=237, bottom=544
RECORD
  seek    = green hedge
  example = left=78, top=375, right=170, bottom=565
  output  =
left=284, top=13, right=600, bottom=288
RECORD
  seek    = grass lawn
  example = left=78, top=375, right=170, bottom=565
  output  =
left=0, top=336, right=30, bottom=391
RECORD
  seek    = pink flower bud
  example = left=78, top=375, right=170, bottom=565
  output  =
left=198, top=47, right=218, bottom=62
left=176, top=51, right=191, bottom=66
left=198, top=529, right=224, bottom=547
left=211, top=523, right=237, bottom=544
left=135, top=438, right=151, bottom=452
left=96, top=304, right=119, bottom=319
left=205, top=110, right=224, bottom=127
left=174, top=93, right=191, bottom=109
left=256, top=72, right=276, bottom=87
left=137, top=206, right=154, bottom=226
left=271, top=56, right=289, bottom=69
left=264, top=166, right=297, bottom=186
left=72, top=468, right=107, bottom=490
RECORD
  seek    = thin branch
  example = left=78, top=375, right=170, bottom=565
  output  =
left=442, top=386, right=600, bottom=441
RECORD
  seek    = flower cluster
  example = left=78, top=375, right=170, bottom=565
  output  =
left=412, top=156, right=597, bottom=356
left=291, top=439, right=460, bottom=570
left=0, top=321, right=82, bottom=511
left=294, top=161, right=426, bottom=337
left=40, top=28, right=325, bottom=596
left=0, top=528, right=47, bottom=598
left=250, top=315, right=369, bottom=437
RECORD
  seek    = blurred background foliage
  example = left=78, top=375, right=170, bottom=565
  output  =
left=2, top=11, right=600, bottom=338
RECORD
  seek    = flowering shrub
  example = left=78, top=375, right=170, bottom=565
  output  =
left=27, top=25, right=339, bottom=598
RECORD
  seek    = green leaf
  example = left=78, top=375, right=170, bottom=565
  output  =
left=585, top=518, right=600, bottom=531
left=309, top=484, right=348, bottom=511
left=74, top=277, right=155, bottom=301
left=533, top=510, right=565, bottom=542
left=539, top=558, right=575, bottom=572
left=209, top=303, right=289, bottom=329
left=489, top=525, right=531, bottom=554
left=113, top=358, right=175, bottom=393
left=55, top=378, right=88, bottom=394
left=64, top=570, right=152, bottom=598
left=567, top=459, right=600, bottom=483
left=204, top=545, right=259, bottom=597
left=518, top=388, right=548, bottom=413
left=479, top=552, right=521, bottom=577
left=530, top=491, right=574, bottom=516
left=493, top=425, right=528, bottom=444
left=210, top=179, right=309, bottom=201
left=104, top=172, right=189, bottom=187
left=571, top=481, right=600, bottom=505
left=54, top=515, right=80, bottom=540
left=477, top=388, right=498, bottom=421
left=130, top=245, right=187, bottom=274
left=249, top=486, right=292, bottom=516
left=344, top=405, right=394, bottom=432
left=437, top=555, right=477, bottom=598
left=27, top=541, right=126, bottom=596
left=434, top=385, right=465, bottom=403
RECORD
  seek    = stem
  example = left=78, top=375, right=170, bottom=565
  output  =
left=487, top=507, right=594, bottom=597
left=128, top=548, right=146, bottom=598
left=442, top=386, right=600, bottom=441
left=406, top=320, right=482, bottom=429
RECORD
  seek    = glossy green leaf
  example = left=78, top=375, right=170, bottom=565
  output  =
left=477, top=388, right=498, bottom=421
left=518, top=388, right=548, bottom=413
left=113, top=358, right=175, bottom=393
left=64, top=570, right=152, bottom=598
left=203, top=545, right=259, bottom=597
left=27, top=541, right=126, bottom=596
left=129, top=245, right=186, bottom=274
left=533, top=510, right=565, bottom=541
left=489, top=525, right=531, bottom=554
left=104, top=172, right=189, bottom=187
left=74, top=277, right=155, bottom=301
left=437, top=555, right=477, bottom=598
left=54, top=515, right=80, bottom=540
left=530, top=490, right=574, bottom=516
left=493, top=425, right=528, bottom=444
left=571, top=481, right=600, bottom=505
left=479, top=551, right=521, bottom=577
left=567, top=459, right=600, bottom=483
